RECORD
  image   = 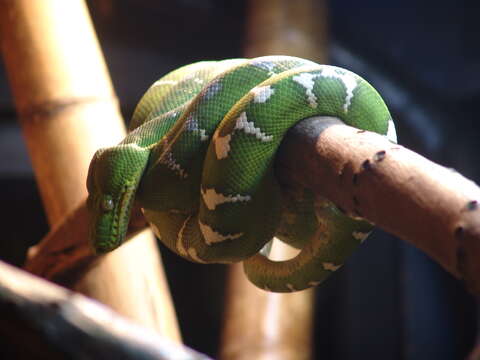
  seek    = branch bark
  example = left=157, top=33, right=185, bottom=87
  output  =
left=0, top=259, right=210, bottom=360
left=276, top=116, right=480, bottom=294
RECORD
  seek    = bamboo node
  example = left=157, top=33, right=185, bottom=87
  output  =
left=19, top=96, right=119, bottom=124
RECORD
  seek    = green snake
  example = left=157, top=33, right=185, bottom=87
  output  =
left=87, top=55, right=396, bottom=292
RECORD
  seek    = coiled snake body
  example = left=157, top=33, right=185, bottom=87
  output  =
left=87, top=56, right=396, bottom=292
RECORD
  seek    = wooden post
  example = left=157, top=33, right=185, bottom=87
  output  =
left=0, top=0, right=180, bottom=341
left=220, top=0, right=328, bottom=358
left=221, top=242, right=314, bottom=360
left=244, top=0, right=328, bottom=62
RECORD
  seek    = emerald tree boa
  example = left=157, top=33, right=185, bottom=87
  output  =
left=87, top=56, right=397, bottom=292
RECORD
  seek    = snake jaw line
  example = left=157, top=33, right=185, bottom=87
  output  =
left=87, top=144, right=150, bottom=253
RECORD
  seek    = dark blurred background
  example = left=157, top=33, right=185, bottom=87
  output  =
left=0, top=0, right=479, bottom=359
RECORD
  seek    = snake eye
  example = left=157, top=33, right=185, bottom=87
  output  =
left=101, top=197, right=114, bottom=212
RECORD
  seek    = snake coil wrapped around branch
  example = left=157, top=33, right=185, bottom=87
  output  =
left=87, top=56, right=396, bottom=292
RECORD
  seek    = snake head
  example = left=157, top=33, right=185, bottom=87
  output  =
left=86, top=144, right=150, bottom=254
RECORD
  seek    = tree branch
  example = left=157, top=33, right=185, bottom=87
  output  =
left=275, top=116, right=480, bottom=294
left=0, top=260, right=210, bottom=360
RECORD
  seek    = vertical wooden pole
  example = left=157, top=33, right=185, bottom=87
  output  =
left=0, top=0, right=180, bottom=342
left=220, top=0, right=328, bottom=358
left=244, top=0, right=328, bottom=62
left=221, top=241, right=314, bottom=359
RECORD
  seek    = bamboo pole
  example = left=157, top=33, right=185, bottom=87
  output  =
left=244, top=0, right=328, bottom=62
left=0, top=0, right=180, bottom=341
left=220, top=0, right=328, bottom=358
left=221, top=242, right=314, bottom=360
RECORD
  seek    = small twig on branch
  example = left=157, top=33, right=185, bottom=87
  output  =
left=0, top=260, right=210, bottom=360
left=275, top=116, right=480, bottom=294
left=24, top=203, right=146, bottom=286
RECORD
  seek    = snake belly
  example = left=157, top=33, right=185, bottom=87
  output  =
left=86, top=55, right=396, bottom=292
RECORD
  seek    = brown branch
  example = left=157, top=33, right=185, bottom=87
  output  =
left=276, top=116, right=480, bottom=294
left=0, top=260, right=210, bottom=360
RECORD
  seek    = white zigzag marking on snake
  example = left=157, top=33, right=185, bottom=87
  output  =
left=198, top=219, right=243, bottom=245
left=159, top=151, right=186, bottom=178
left=214, top=133, right=231, bottom=159
left=293, top=69, right=358, bottom=111
left=185, top=114, right=208, bottom=141
left=387, top=119, right=397, bottom=143
left=201, top=187, right=251, bottom=210
left=214, top=112, right=272, bottom=159
left=292, top=73, right=321, bottom=108
left=352, top=231, right=370, bottom=243
left=234, top=112, right=273, bottom=141
left=320, top=67, right=357, bottom=112
left=185, top=114, right=198, bottom=131
left=322, top=262, right=342, bottom=271
left=251, top=85, right=275, bottom=103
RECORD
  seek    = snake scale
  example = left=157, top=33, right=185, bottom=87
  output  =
left=87, top=55, right=397, bottom=292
